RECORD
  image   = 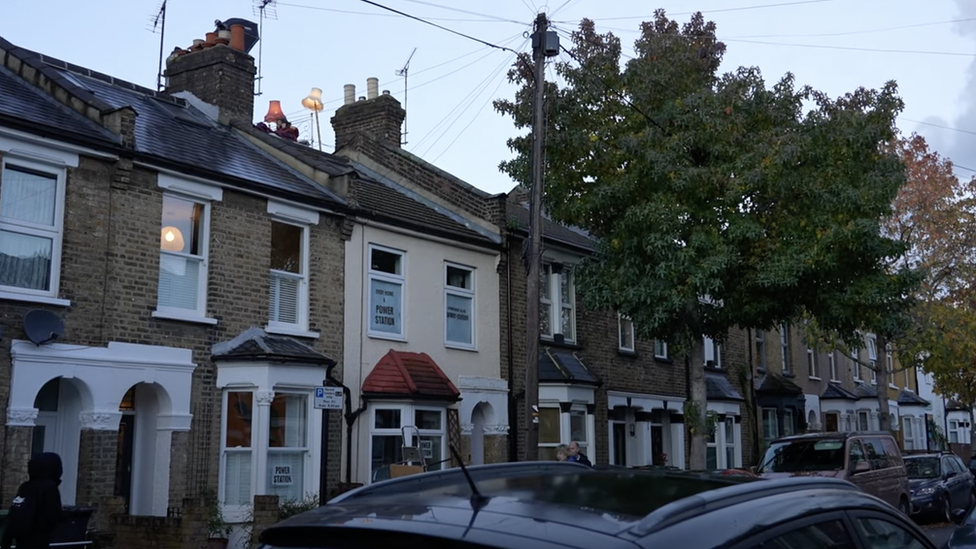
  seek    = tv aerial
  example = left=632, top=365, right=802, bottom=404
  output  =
left=23, top=310, right=64, bottom=346
left=396, top=48, right=416, bottom=146
left=252, top=0, right=278, bottom=96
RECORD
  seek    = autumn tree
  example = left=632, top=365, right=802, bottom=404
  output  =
left=495, top=11, right=918, bottom=469
left=891, top=135, right=976, bottom=450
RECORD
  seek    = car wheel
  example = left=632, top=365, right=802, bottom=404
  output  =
left=941, top=494, right=953, bottom=523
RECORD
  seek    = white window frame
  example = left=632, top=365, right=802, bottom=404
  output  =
left=858, top=410, right=870, bottom=431
left=654, top=340, right=668, bottom=360
left=267, top=218, right=312, bottom=335
left=755, top=330, right=767, bottom=370
left=541, top=263, right=576, bottom=343
left=867, top=336, right=878, bottom=384
left=829, top=351, right=838, bottom=382
left=444, top=262, right=476, bottom=350
left=704, top=336, right=721, bottom=368
left=0, top=157, right=67, bottom=302
left=904, top=367, right=912, bottom=390
left=219, top=389, right=255, bottom=512
left=762, top=408, right=778, bottom=443
left=538, top=405, right=562, bottom=458
left=851, top=347, right=861, bottom=381
left=886, top=344, right=897, bottom=388
left=368, top=404, right=447, bottom=482
left=367, top=244, right=406, bottom=341
left=618, top=314, right=635, bottom=353
left=949, top=420, right=960, bottom=444
left=154, top=191, right=214, bottom=322
left=724, top=416, right=736, bottom=468
left=780, top=324, right=791, bottom=374
left=807, top=347, right=819, bottom=379
left=218, top=389, right=314, bottom=512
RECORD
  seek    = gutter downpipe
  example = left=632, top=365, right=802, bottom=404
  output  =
left=328, top=371, right=368, bottom=484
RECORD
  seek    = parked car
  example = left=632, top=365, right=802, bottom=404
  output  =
left=945, top=500, right=976, bottom=549
left=257, top=461, right=938, bottom=549
left=904, top=452, right=976, bottom=523
left=755, top=431, right=912, bottom=515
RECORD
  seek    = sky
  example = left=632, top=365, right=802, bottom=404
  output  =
left=4, top=0, right=975, bottom=195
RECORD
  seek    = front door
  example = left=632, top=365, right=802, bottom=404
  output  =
left=651, top=425, right=665, bottom=465
left=612, top=422, right=627, bottom=466
left=825, top=413, right=839, bottom=432
left=115, top=414, right=135, bottom=510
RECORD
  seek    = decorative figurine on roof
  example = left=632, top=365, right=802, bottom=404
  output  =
left=261, top=100, right=299, bottom=141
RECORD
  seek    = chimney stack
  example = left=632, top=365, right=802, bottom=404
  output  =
left=164, top=20, right=258, bottom=125
left=331, top=77, right=405, bottom=150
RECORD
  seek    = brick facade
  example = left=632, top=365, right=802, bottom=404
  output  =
left=164, top=44, right=255, bottom=124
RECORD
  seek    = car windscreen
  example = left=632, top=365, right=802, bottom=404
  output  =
left=904, top=457, right=940, bottom=479
left=756, top=439, right=845, bottom=473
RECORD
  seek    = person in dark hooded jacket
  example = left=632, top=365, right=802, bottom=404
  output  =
left=1, top=452, right=63, bottom=549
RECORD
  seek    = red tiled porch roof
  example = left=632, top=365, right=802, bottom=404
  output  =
left=361, top=350, right=460, bottom=401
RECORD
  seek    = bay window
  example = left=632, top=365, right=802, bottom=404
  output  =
left=368, top=245, right=405, bottom=339
left=157, top=192, right=211, bottom=319
left=369, top=405, right=445, bottom=480
left=762, top=408, right=778, bottom=444
left=445, top=263, right=475, bottom=348
left=538, top=407, right=561, bottom=460
left=220, top=390, right=312, bottom=506
left=540, top=263, right=575, bottom=342
left=0, top=160, right=65, bottom=298
left=538, top=405, right=590, bottom=460
left=706, top=415, right=739, bottom=469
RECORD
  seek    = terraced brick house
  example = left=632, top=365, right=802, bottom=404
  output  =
left=0, top=24, right=348, bottom=547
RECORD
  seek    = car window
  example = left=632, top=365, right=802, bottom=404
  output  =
left=742, top=519, right=856, bottom=549
left=943, top=458, right=958, bottom=475
left=854, top=517, right=928, bottom=549
left=879, top=438, right=902, bottom=466
left=849, top=440, right=867, bottom=469
left=861, top=438, right=889, bottom=470
left=905, top=457, right=939, bottom=479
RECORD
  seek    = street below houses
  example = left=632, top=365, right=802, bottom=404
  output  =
left=922, top=522, right=957, bottom=546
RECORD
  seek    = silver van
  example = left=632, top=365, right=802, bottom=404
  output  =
left=755, top=431, right=911, bottom=515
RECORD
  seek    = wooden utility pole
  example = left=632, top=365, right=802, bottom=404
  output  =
left=524, top=12, right=553, bottom=461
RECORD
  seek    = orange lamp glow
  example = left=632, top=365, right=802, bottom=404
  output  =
left=264, top=100, right=286, bottom=123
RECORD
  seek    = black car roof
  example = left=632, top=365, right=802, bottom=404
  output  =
left=263, top=464, right=871, bottom=549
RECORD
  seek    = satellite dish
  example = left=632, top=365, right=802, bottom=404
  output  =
left=23, top=310, right=64, bottom=346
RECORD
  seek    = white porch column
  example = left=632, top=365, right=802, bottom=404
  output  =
left=671, top=422, right=686, bottom=469
left=254, top=391, right=275, bottom=496
left=636, top=421, right=652, bottom=466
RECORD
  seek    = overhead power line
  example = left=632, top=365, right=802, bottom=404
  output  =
left=726, top=16, right=976, bottom=39
left=355, top=0, right=520, bottom=52
left=277, top=1, right=511, bottom=22
left=724, top=39, right=976, bottom=57
left=900, top=117, right=976, bottom=138
left=556, top=0, right=836, bottom=22
left=386, top=0, right=525, bottom=24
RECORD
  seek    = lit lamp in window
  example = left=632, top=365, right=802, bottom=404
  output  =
left=301, top=87, right=324, bottom=152
left=160, top=226, right=184, bottom=252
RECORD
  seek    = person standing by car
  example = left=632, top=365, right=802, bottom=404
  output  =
left=567, top=441, right=592, bottom=467
left=555, top=444, right=569, bottom=462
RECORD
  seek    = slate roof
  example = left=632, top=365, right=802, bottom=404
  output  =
left=66, top=71, right=344, bottom=205
left=362, top=350, right=460, bottom=401
left=211, top=327, right=335, bottom=365
left=821, top=383, right=859, bottom=401
left=539, top=348, right=600, bottom=385
left=755, top=373, right=803, bottom=395
left=897, top=389, right=929, bottom=407
left=350, top=160, right=500, bottom=245
left=705, top=372, right=744, bottom=402
left=234, top=122, right=357, bottom=178
left=0, top=63, right=119, bottom=145
left=507, top=202, right=596, bottom=252
left=853, top=382, right=878, bottom=399
left=1, top=40, right=344, bottom=208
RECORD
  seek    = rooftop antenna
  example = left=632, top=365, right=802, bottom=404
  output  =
left=148, top=0, right=167, bottom=92
left=395, top=47, right=416, bottom=146
left=252, top=0, right=278, bottom=96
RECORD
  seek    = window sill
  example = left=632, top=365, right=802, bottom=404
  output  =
left=266, top=325, right=320, bottom=339
left=152, top=310, right=218, bottom=325
left=540, top=338, right=582, bottom=350
left=829, top=379, right=841, bottom=383
left=704, top=365, right=724, bottom=373
left=809, top=376, right=822, bottom=382
left=368, top=332, right=407, bottom=343
left=888, top=384, right=898, bottom=389
left=654, top=356, right=673, bottom=364
left=0, top=291, right=70, bottom=307
left=782, top=372, right=796, bottom=378
left=445, top=343, right=478, bottom=352
left=617, top=348, right=637, bottom=357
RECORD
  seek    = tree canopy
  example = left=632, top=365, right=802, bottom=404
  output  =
left=495, top=10, right=917, bottom=347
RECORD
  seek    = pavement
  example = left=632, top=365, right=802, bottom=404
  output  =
left=921, top=521, right=957, bottom=547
